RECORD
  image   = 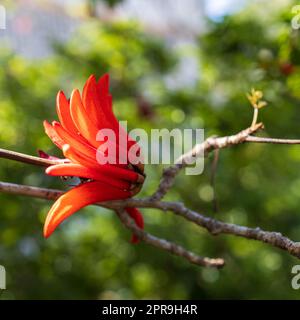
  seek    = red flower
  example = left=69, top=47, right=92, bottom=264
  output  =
left=43, top=74, right=144, bottom=242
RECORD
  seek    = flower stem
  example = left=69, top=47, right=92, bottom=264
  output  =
left=251, top=108, right=259, bottom=129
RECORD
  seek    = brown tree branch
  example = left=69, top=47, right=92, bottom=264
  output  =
left=0, top=181, right=224, bottom=268
left=116, top=209, right=225, bottom=268
left=1, top=181, right=300, bottom=260
left=151, top=123, right=264, bottom=200
left=0, top=181, right=63, bottom=200
left=0, top=148, right=66, bottom=167
left=2, top=124, right=300, bottom=267
left=151, top=124, right=300, bottom=201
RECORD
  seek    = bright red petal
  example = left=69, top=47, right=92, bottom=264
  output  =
left=53, top=121, right=97, bottom=162
left=83, top=74, right=140, bottom=155
left=46, top=163, right=130, bottom=190
left=43, top=120, right=65, bottom=149
left=38, top=150, right=61, bottom=160
left=70, top=89, right=100, bottom=147
left=125, top=207, right=144, bottom=243
left=97, top=73, right=110, bottom=98
left=44, top=181, right=131, bottom=238
left=56, top=91, right=79, bottom=136
left=61, top=145, right=140, bottom=182
left=83, top=75, right=112, bottom=130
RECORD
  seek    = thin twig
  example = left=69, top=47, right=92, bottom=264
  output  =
left=251, top=108, right=259, bottom=129
left=245, top=136, right=300, bottom=144
left=151, top=123, right=264, bottom=200
left=151, top=124, right=300, bottom=202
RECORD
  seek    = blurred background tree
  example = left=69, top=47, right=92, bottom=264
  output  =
left=87, top=0, right=124, bottom=17
left=1, top=0, right=300, bottom=299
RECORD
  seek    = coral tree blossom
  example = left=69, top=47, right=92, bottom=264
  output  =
left=43, top=74, right=145, bottom=242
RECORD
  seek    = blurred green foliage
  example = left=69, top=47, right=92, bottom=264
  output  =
left=93, top=0, right=124, bottom=8
left=1, top=0, right=300, bottom=299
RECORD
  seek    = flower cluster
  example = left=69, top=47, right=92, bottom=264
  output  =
left=43, top=74, right=144, bottom=242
